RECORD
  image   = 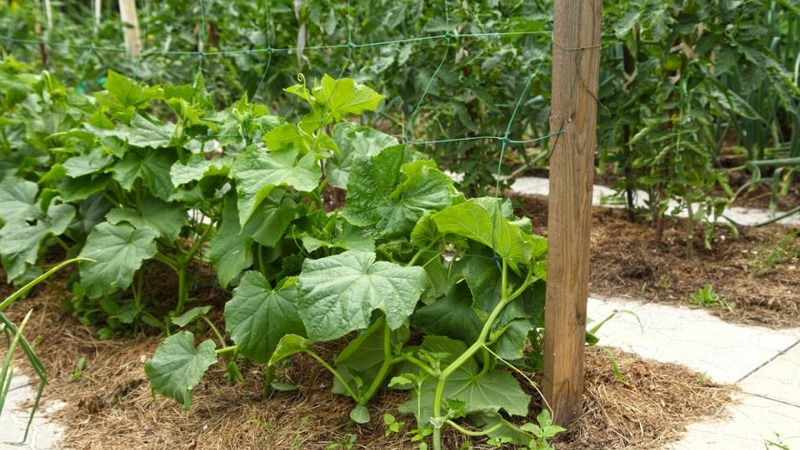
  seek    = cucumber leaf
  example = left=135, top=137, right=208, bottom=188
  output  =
left=209, top=193, right=253, bottom=288
left=268, top=334, right=312, bottom=366
left=0, top=177, right=39, bottom=223
left=225, top=273, right=306, bottom=364
left=432, top=198, right=530, bottom=264
left=170, top=154, right=233, bottom=187
left=106, top=195, right=187, bottom=242
left=78, top=222, right=158, bottom=298
left=398, top=336, right=530, bottom=426
left=111, top=147, right=176, bottom=201
left=144, top=331, right=217, bottom=410
left=343, top=146, right=457, bottom=237
left=231, top=145, right=320, bottom=225
left=327, top=122, right=398, bottom=189
left=297, top=251, right=427, bottom=341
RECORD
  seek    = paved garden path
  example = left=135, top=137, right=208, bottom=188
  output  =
left=2, top=177, right=798, bottom=449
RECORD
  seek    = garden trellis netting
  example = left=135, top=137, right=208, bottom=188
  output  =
left=1, top=0, right=559, bottom=196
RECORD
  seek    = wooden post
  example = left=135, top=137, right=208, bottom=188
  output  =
left=94, top=0, right=102, bottom=34
left=543, top=0, right=602, bottom=425
left=118, top=0, right=141, bottom=60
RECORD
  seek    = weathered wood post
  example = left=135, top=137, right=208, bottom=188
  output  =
left=543, top=0, right=602, bottom=425
left=118, top=0, right=141, bottom=60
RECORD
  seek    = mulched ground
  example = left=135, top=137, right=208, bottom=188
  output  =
left=513, top=194, right=799, bottom=328
left=3, top=285, right=732, bottom=450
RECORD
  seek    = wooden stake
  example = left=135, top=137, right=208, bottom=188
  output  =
left=543, top=0, right=602, bottom=426
left=118, top=0, right=141, bottom=60
left=94, top=0, right=102, bottom=34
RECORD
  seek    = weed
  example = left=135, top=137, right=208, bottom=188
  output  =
left=765, top=433, right=793, bottom=450
left=689, top=284, right=736, bottom=312
left=751, top=231, right=800, bottom=275
left=70, top=356, right=86, bottom=381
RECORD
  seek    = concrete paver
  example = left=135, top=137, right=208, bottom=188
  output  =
left=667, top=393, right=800, bottom=450
left=588, top=296, right=799, bottom=384
left=739, top=343, right=800, bottom=406
left=512, top=176, right=800, bottom=226
left=1, top=373, right=64, bottom=450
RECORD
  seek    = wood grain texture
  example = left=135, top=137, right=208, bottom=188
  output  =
left=118, top=0, right=141, bottom=59
left=543, top=0, right=602, bottom=426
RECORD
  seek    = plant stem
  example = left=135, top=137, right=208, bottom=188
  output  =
left=358, top=319, right=394, bottom=404
left=0, top=258, right=90, bottom=313
left=305, top=350, right=360, bottom=402
left=175, top=262, right=188, bottom=314
left=202, top=316, right=226, bottom=348
left=445, top=419, right=504, bottom=437
left=395, top=354, right=438, bottom=377
left=431, top=259, right=510, bottom=450
left=215, top=345, right=238, bottom=355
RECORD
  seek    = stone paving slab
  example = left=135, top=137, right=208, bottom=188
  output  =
left=739, top=343, right=800, bottom=407
left=588, top=296, right=799, bottom=384
left=0, top=373, right=64, bottom=450
left=512, top=176, right=800, bottom=226
left=667, top=392, right=800, bottom=450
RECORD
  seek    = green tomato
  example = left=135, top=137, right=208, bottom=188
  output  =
left=663, top=55, right=683, bottom=71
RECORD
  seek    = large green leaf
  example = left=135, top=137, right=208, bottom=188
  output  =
left=343, top=147, right=457, bottom=237
left=105, top=195, right=187, bottom=242
left=242, top=189, right=297, bottom=248
left=209, top=194, right=253, bottom=288
left=299, top=212, right=375, bottom=253
left=225, top=273, right=306, bottom=364
left=170, top=154, right=233, bottom=187
left=96, top=70, right=161, bottom=116
left=411, top=282, right=482, bottom=345
left=231, top=145, right=320, bottom=225
left=117, top=114, right=177, bottom=149
left=111, top=148, right=175, bottom=201
left=316, top=74, right=385, bottom=120
left=144, top=331, right=217, bottom=410
left=327, top=122, right=399, bottom=189
left=78, top=222, right=158, bottom=298
left=0, top=177, right=39, bottom=223
left=297, top=251, right=428, bottom=342
left=432, top=198, right=530, bottom=264
left=0, top=204, right=76, bottom=283
left=62, top=147, right=112, bottom=178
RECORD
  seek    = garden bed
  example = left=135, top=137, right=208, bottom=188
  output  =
left=8, top=194, right=794, bottom=448
left=4, top=285, right=732, bottom=449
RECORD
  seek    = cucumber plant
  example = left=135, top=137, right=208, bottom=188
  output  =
left=144, top=75, right=558, bottom=448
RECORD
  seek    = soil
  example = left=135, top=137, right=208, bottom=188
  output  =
left=512, top=194, right=799, bottom=328
left=4, top=191, right=798, bottom=449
